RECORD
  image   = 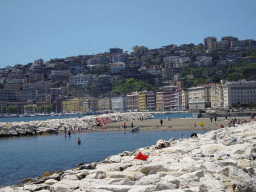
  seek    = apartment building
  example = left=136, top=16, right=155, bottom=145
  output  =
left=156, top=92, right=164, bottom=111
left=138, top=94, right=147, bottom=111
left=83, top=97, right=98, bottom=112
left=223, top=81, right=256, bottom=108
left=0, top=89, right=19, bottom=101
left=188, top=84, right=212, bottom=110
left=109, top=62, right=126, bottom=73
left=145, top=91, right=156, bottom=111
left=62, top=100, right=76, bottom=112
left=211, top=84, right=224, bottom=108
left=126, top=92, right=139, bottom=111
left=70, top=74, right=91, bottom=87
left=62, top=97, right=87, bottom=112
left=181, top=89, right=189, bottom=110
left=111, top=96, right=126, bottom=112
left=98, top=97, right=111, bottom=112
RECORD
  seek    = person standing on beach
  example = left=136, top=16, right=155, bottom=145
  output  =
left=131, top=122, right=133, bottom=128
left=210, top=116, right=212, bottom=122
left=160, top=119, right=163, bottom=126
left=214, top=116, right=217, bottom=121
left=124, top=122, right=126, bottom=129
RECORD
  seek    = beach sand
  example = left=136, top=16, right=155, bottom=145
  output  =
left=90, top=116, right=251, bottom=132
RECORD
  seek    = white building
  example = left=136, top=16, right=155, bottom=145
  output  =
left=70, top=74, right=91, bottom=87
left=223, top=81, right=256, bottom=108
left=146, top=68, right=162, bottom=77
left=188, top=84, right=212, bottom=110
left=109, top=62, right=125, bottom=73
left=111, top=96, right=126, bottom=112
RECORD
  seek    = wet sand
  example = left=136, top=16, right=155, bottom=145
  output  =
left=92, top=117, right=251, bottom=132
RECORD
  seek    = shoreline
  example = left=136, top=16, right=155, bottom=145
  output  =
left=0, top=113, right=252, bottom=138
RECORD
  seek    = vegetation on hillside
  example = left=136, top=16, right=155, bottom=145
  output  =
left=111, top=77, right=156, bottom=94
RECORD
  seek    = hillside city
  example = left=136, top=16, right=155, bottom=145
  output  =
left=1, top=36, right=256, bottom=115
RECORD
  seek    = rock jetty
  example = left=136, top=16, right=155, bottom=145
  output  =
left=0, top=112, right=154, bottom=137
left=1, top=120, right=256, bottom=191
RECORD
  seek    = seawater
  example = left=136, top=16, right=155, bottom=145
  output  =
left=0, top=113, right=195, bottom=187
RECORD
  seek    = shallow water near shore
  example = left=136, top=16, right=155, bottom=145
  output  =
left=0, top=129, right=204, bottom=187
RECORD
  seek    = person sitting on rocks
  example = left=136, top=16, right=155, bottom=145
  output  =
left=191, top=132, right=198, bottom=137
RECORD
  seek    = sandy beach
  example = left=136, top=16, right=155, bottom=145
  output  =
left=93, top=116, right=251, bottom=132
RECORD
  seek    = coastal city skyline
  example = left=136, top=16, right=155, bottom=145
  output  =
left=0, top=0, right=256, bottom=67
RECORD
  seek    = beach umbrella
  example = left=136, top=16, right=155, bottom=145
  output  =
left=200, top=122, right=207, bottom=132
left=200, top=122, right=204, bottom=127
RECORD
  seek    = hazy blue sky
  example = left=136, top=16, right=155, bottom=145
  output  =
left=0, top=0, right=256, bottom=67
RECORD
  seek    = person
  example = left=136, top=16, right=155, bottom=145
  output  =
left=225, top=115, right=227, bottom=120
left=214, top=116, right=217, bottom=121
left=68, top=130, right=71, bottom=137
left=191, top=132, right=198, bottom=137
left=182, top=134, right=184, bottom=137
left=124, top=122, right=126, bottom=129
left=193, top=123, right=197, bottom=127
left=78, top=138, right=81, bottom=144
left=220, top=125, right=224, bottom=128
left=160, top=119, right=163, bottom=126
left=131, top=122, right=133, bottom=128
left=210, top=116, right=213, bottom=122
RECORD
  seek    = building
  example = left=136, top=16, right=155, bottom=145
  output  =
left=111, top=96, right=126, bottom=112
left=188, top=84, right=212, bottom=110
left=50, top=88, right=63, bottom=102
left=204, top=37, right=217, bottom=49
left=0, top=89, right=19, bottom=101
left=126, top=92, right=139, bottom=111
left=83, top=97, right=98, bottom=112
left=70, top=74, right=91, bottom=87
left=211, top=84, right=224, bottom=108
left=109, top=48, right=123, bottom=54
left=144, top=91, right=156, bottom=111
left=98, top=97, right=111, bottom=112
left=221, top=36, right=238, bottom=47
left=181, top=89, right=189, bottom=110
left=109, top=62, right=126, bottom=73
left=223, top=81, right=256, bottom=108
left=138, top=94, right=147, bottom=111
left=156, top=92, right=164, bottom=111
left=23, top=90, right=39, bottom=103
left=112, top=53, right=126, bottom=63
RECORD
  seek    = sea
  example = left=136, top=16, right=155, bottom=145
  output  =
left=0, top=113, right=202, bottom=187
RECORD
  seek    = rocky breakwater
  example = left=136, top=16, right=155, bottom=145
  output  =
left=0, top=112, right=154, bottom=137
left=2, top=121, right=256, bottom=191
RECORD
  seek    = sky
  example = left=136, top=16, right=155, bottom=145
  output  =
left=0, top=0, right=256, bottom=67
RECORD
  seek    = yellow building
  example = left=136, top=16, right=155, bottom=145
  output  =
left=62, top=97, right=88, bottom=112
left=138, top=94, right=147, bottom=111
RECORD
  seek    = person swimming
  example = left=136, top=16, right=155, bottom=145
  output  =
left=78, top=138, right=81, bottom=144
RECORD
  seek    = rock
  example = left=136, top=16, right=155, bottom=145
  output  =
left=237, top=159, right=251, bottom=167
left=79, top=162, right=97, bottom=170
left=44, top=179, right=58, bottom=185
left=139, top=164, right=167, bottom=175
